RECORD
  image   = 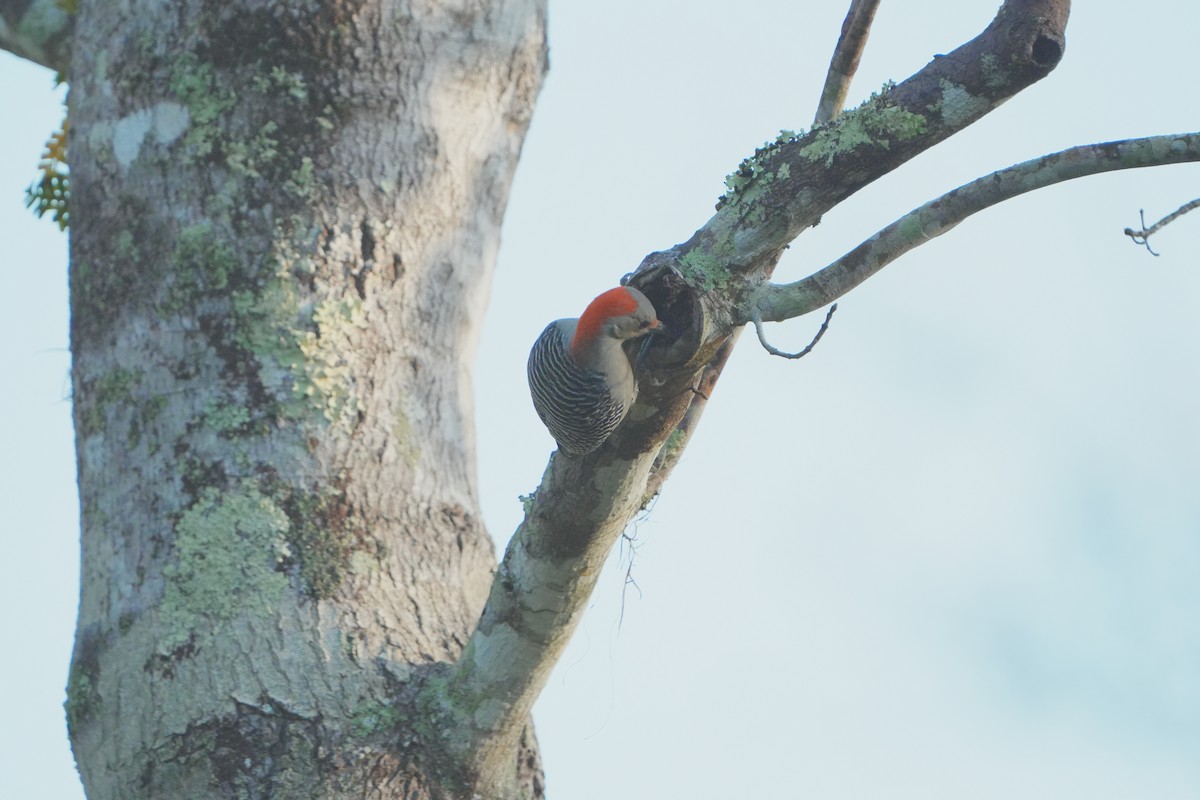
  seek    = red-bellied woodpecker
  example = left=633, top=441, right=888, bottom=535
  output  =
left=527, top=286, right=661, bottom=456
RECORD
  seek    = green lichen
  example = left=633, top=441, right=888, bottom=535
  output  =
left=937, top=79, right=989, bottom=128
left=798, top=83, right=927, bottom=166
left=283, top=156, right=316, bottom=198
left=159, top=482, right=291, bottom=652
left=168, top=55, right=238, bottom=159
left=84, top=120, right=114, bottom=164
left=165, top=51, right=326, bottom=212
left=150, top=53, right=352, bottom=427
left=347, top=550, right=377, bottom=577
left=168, top=222, right=239, bottom=306
left=315, top=108, right=336, bottom=132
left=717, top=82, right=928, bottom=210
left=296, top=298, right=368, bottom=429
left=979, top=53, right=1008, bottom=89
left=1120, top=150, right=1143, bottom=168
left=168, top=222, right=362, bottom=430
left=281, top=483, right=374, bottom=599
left=677, top=204, right=742, bottom=291
left=221, top=253, right=365, bottom=428
left=415, top=672, right=457, bottom=737
left=201, top=397, right=252, bottom=435
left=114, top=228, right=138, bottom=262
left=898, top=215, right=925, bottom=242
left=230, top=280, right=302, bottom=369
left=348, top=699, right=402, bottom=738
left=64, top=663, right=97, bottom=730
left=95, top=366, right=139, bottom=403
left=143, top=393, right=167, bottom=422
left=80, top=498, right=108, bottom=532
left=180, top=458, right=226, bottom=500
left=252, top=66, right=309, bottom=102
left=82, top=366, right=143, bottom=437
left=392, top=408, right=420, bottom=467
left=679, top=248, right=731, bottom=292
left=720, top=128, right=802, bottom=208
left=223, top=120, right=281, bottom=179
left=656, top=427, right=687, bottom=467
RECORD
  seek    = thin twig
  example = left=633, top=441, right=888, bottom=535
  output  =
left=617, top=530, right=642, bottom=630
left=617, top=501, right=655, bottom=629
left=1124, top=199, right=1200, bottom=256
left=814, top=0, right=882, bottom=126
left=752, top=304, right=838, bottom=359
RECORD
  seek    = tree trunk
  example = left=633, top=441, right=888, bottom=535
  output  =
left=65, top=1, right=547, bottom=797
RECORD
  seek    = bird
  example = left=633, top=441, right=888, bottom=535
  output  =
left=527, top=286, right=661, bottom=456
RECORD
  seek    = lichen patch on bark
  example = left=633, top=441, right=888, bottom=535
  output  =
left=159, top=483, right=291, bottom=652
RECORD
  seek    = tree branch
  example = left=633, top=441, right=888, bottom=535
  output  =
left=640, top=334, right=737, bottom=507
left=445, top=445, right=669, bottom=788
left=443, top=0, right=1075, bottom=785
left=652, top=0, right=1069, bottom=300
left=0, top=0, right=72, bottom=73
left=814, top=0, right=881, bottom=126
left=750, top=132, right=1200, bottom=323
left=1125, top=199, right=1200, bottom=256
left=640, top=0, right=878, bottom=519
left=637, top=2, right=882, bottom=514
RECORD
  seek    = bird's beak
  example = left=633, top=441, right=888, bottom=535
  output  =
left=635, top=324, right=662, bottom=371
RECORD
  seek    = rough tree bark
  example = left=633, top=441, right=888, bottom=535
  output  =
left=2, top=0, right=1197, bottom=797
left=56, top=0, right=548, bottom=797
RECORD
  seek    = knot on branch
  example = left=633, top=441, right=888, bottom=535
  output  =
left=1124, top=200, right=1200, bottom=256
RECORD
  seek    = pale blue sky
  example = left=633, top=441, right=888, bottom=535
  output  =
left=3, top=2, right=1199, bottom=798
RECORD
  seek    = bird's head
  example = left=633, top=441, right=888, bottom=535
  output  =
left=571, top=286, right=660, bottom=356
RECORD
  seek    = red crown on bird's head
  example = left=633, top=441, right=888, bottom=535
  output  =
left=571, top=287, right=640, bottom=352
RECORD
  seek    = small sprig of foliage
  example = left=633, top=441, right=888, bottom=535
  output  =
left=26, top=120, right=70, bottom=231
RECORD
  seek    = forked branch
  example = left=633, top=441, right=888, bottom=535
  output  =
left=446, top=1, right=1079, bottom=791
left=751, top=133, right=1200, bottom=323
left=1125, top=199, right=1200, bottom=256
left=658, top=0, right=1069, bottom=294
left=645, top=0, right=878, bottom=499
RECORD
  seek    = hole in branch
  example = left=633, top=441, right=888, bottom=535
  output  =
left=1031, top=35, right=1062, bottom=66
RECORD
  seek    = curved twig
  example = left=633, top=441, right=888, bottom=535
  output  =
left=751, top=304, right=838, bottom=359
